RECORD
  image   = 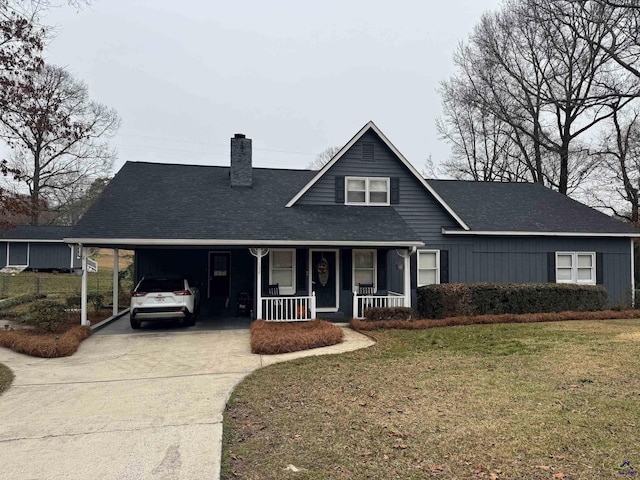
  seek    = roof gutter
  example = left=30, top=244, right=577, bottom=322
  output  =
left=441, top=228, right=639, bottom=238
left=64, top=238, right=425, bottom=248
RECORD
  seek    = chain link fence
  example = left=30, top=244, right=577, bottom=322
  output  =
left=0, top=271, right=134, bottom=306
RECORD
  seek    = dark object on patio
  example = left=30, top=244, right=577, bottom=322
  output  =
left=237, top=292, right=252, bottom=317
left=267, top=284, right=280, bottom=296
left=358, top=283, right=375, bottom=295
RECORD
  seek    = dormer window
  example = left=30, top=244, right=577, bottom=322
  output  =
left=345, top=177, right=390, bottom=205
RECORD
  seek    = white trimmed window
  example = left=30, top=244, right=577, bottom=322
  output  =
left=417, top=250, right=440, bottom=287
left=345, top=177, right=390, bottom=205
left=353, top=249, right=377, bottom=290
left=555, top=252, right=596, bottom=285
left=269, top=249, right=296, bottom=295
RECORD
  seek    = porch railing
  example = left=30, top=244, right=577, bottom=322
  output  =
left=262, top=292, right=317, bottom=321
left=352, top=290, right=405, bottom=319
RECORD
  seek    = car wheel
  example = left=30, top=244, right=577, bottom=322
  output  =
left=130, top=317, right=141, bottom=329
left=184, top=314, right=196, bottom=327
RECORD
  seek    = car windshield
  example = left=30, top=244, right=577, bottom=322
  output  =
left=137, top=278, right=184, bottom=292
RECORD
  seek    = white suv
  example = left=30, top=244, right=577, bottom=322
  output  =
left=130, top=275, right=200, bottom=329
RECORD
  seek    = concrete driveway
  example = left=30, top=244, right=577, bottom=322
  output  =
left=0, top=320, right=374, bottom=480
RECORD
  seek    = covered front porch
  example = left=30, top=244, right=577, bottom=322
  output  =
left=75, top=242, right=421, bottom=325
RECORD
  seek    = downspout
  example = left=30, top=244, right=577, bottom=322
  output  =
left=80, top=245, right=88, bottom=326
left=632, top=239, right=636, bottom=308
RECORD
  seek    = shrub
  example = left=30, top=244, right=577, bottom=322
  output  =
left=0, top=325, right=91, bottom=358
left=251, top=319, right=343, bottom=354
left=363, top=307, right=415, bottom=321
left=26, top=300, right=68, bottom=332
left=65, top=295, right=81, bottom=308
left=417, top=283, right=608, bottom=319
left=0, top=293, right=45, bottom=311
left=87, top=293, right=104, bottom=313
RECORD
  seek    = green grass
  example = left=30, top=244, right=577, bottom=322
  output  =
left=222, top=320, right=640, bottom=479
left=0, top=362, right=14, bottom=396
left=0, top=270, right=132, bottom=300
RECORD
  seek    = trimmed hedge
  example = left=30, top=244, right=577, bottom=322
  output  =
left=363, top=307, right=415, bottom=321
left=417, top=283, right=608, bottom=319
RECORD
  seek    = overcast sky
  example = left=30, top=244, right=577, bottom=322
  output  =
left=43, top=0, right=504, bottom=174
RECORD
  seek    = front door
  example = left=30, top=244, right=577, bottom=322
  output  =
left=208, top=252, right=231, bottom=298
left=310, top=250, right=338, bottom=311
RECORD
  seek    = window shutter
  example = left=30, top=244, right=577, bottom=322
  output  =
left=377, top=250, right=387, bottom=291
left=297, top=249, right=307, bottom=291
left=335, top=176, right=345, bottom=203
left=596, top=252, right=603, bottom=285
left=342, top=249, right=351, bottom=289
left=440, top=250, right=449, bottom=284
left=547, top=252, right=556, bottom=283
left=390, top=177, right=400, bottom=204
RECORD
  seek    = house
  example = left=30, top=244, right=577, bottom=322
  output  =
left=1, top=225, right=81, bottom=273
left=66, top=121, right=638, bottom=324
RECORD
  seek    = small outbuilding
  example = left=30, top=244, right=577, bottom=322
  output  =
left=0, top=225, right=81, bottom=273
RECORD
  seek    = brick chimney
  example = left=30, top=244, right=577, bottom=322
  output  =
left=230, top=133, right=252, bottom=187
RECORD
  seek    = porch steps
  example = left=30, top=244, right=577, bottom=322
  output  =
left=316, top=312, right=346, bottom=322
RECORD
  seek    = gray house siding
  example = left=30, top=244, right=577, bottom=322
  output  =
left=295, top=130, right=457, bottom=243
left=29, top=243, right=74, bottom=270
left=0, top=243, right=6, bottom=267
left=8, top=242, right=28, bottom=265
left=390, top=236, right=633, bottom=307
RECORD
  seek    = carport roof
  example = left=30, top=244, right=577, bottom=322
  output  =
left=67, top=162, right=423, bottom=247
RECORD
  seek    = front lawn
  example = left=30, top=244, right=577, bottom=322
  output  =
left=0, top=362, right=13, bottom=395
left=223, top=320, right=640, bottom=479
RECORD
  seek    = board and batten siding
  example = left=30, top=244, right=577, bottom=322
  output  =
left=8, top=242, right=28, bottom=265
left=405, top=237, right=631, bottom=306
left=29, top=243, right=76, bottom=270
left=295, top=130, right=458, bottom=243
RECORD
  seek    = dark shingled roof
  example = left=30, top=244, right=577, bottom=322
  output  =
left=2, top=225, right=71, bottom=241
left=69, top=162, right=422, bottom=244
left=427, top=180, right=637, bottom=234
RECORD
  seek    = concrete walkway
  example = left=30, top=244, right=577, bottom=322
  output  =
left=0, top=323, right=374, bottom=480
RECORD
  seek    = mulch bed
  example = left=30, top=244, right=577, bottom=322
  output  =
left=351, top=309, right=640, bottom=331
left=251, top=319, right=344, bottom=354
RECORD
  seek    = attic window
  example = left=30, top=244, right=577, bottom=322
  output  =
left=362, top=143, right=374, bottom=162
left=345, top=177, right=390, bottom=205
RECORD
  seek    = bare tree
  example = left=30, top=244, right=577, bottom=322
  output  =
left=588, top=105, right=640, bottom=223
left=437, top=0, right=640, bottom=195
left=308, top=146, right=341, bottom=170
left=0, top=64, right=119, bottom=225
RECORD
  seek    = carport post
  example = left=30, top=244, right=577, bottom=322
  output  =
left=256, top=249, right=263, bottom=320
left=112, top=248, right=119, bottom=316
left=81, top=246, right=89, bottom=326
left=250, top=248, right=268, bottom=320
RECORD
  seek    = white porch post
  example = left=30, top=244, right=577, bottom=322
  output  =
left=250, top=248, right=269, bottom=320
left=310, top=291, right=316, bottom=319
left=403, top=249, right=412, bottom=308
left=81, top=246, right=89, bottom=326
left=112, top=248, right=119, bottom=316
left=256, top=249, right=263, bottom=319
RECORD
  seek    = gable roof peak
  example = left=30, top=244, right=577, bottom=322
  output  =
left=284, top=121, right=469, bottom=230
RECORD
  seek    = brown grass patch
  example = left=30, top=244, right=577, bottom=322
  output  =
left=351, top=308, right=640, bottom=331
left=250, top=319, right=343, bottom=354
left=0, top=325, right=91, bottom=358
